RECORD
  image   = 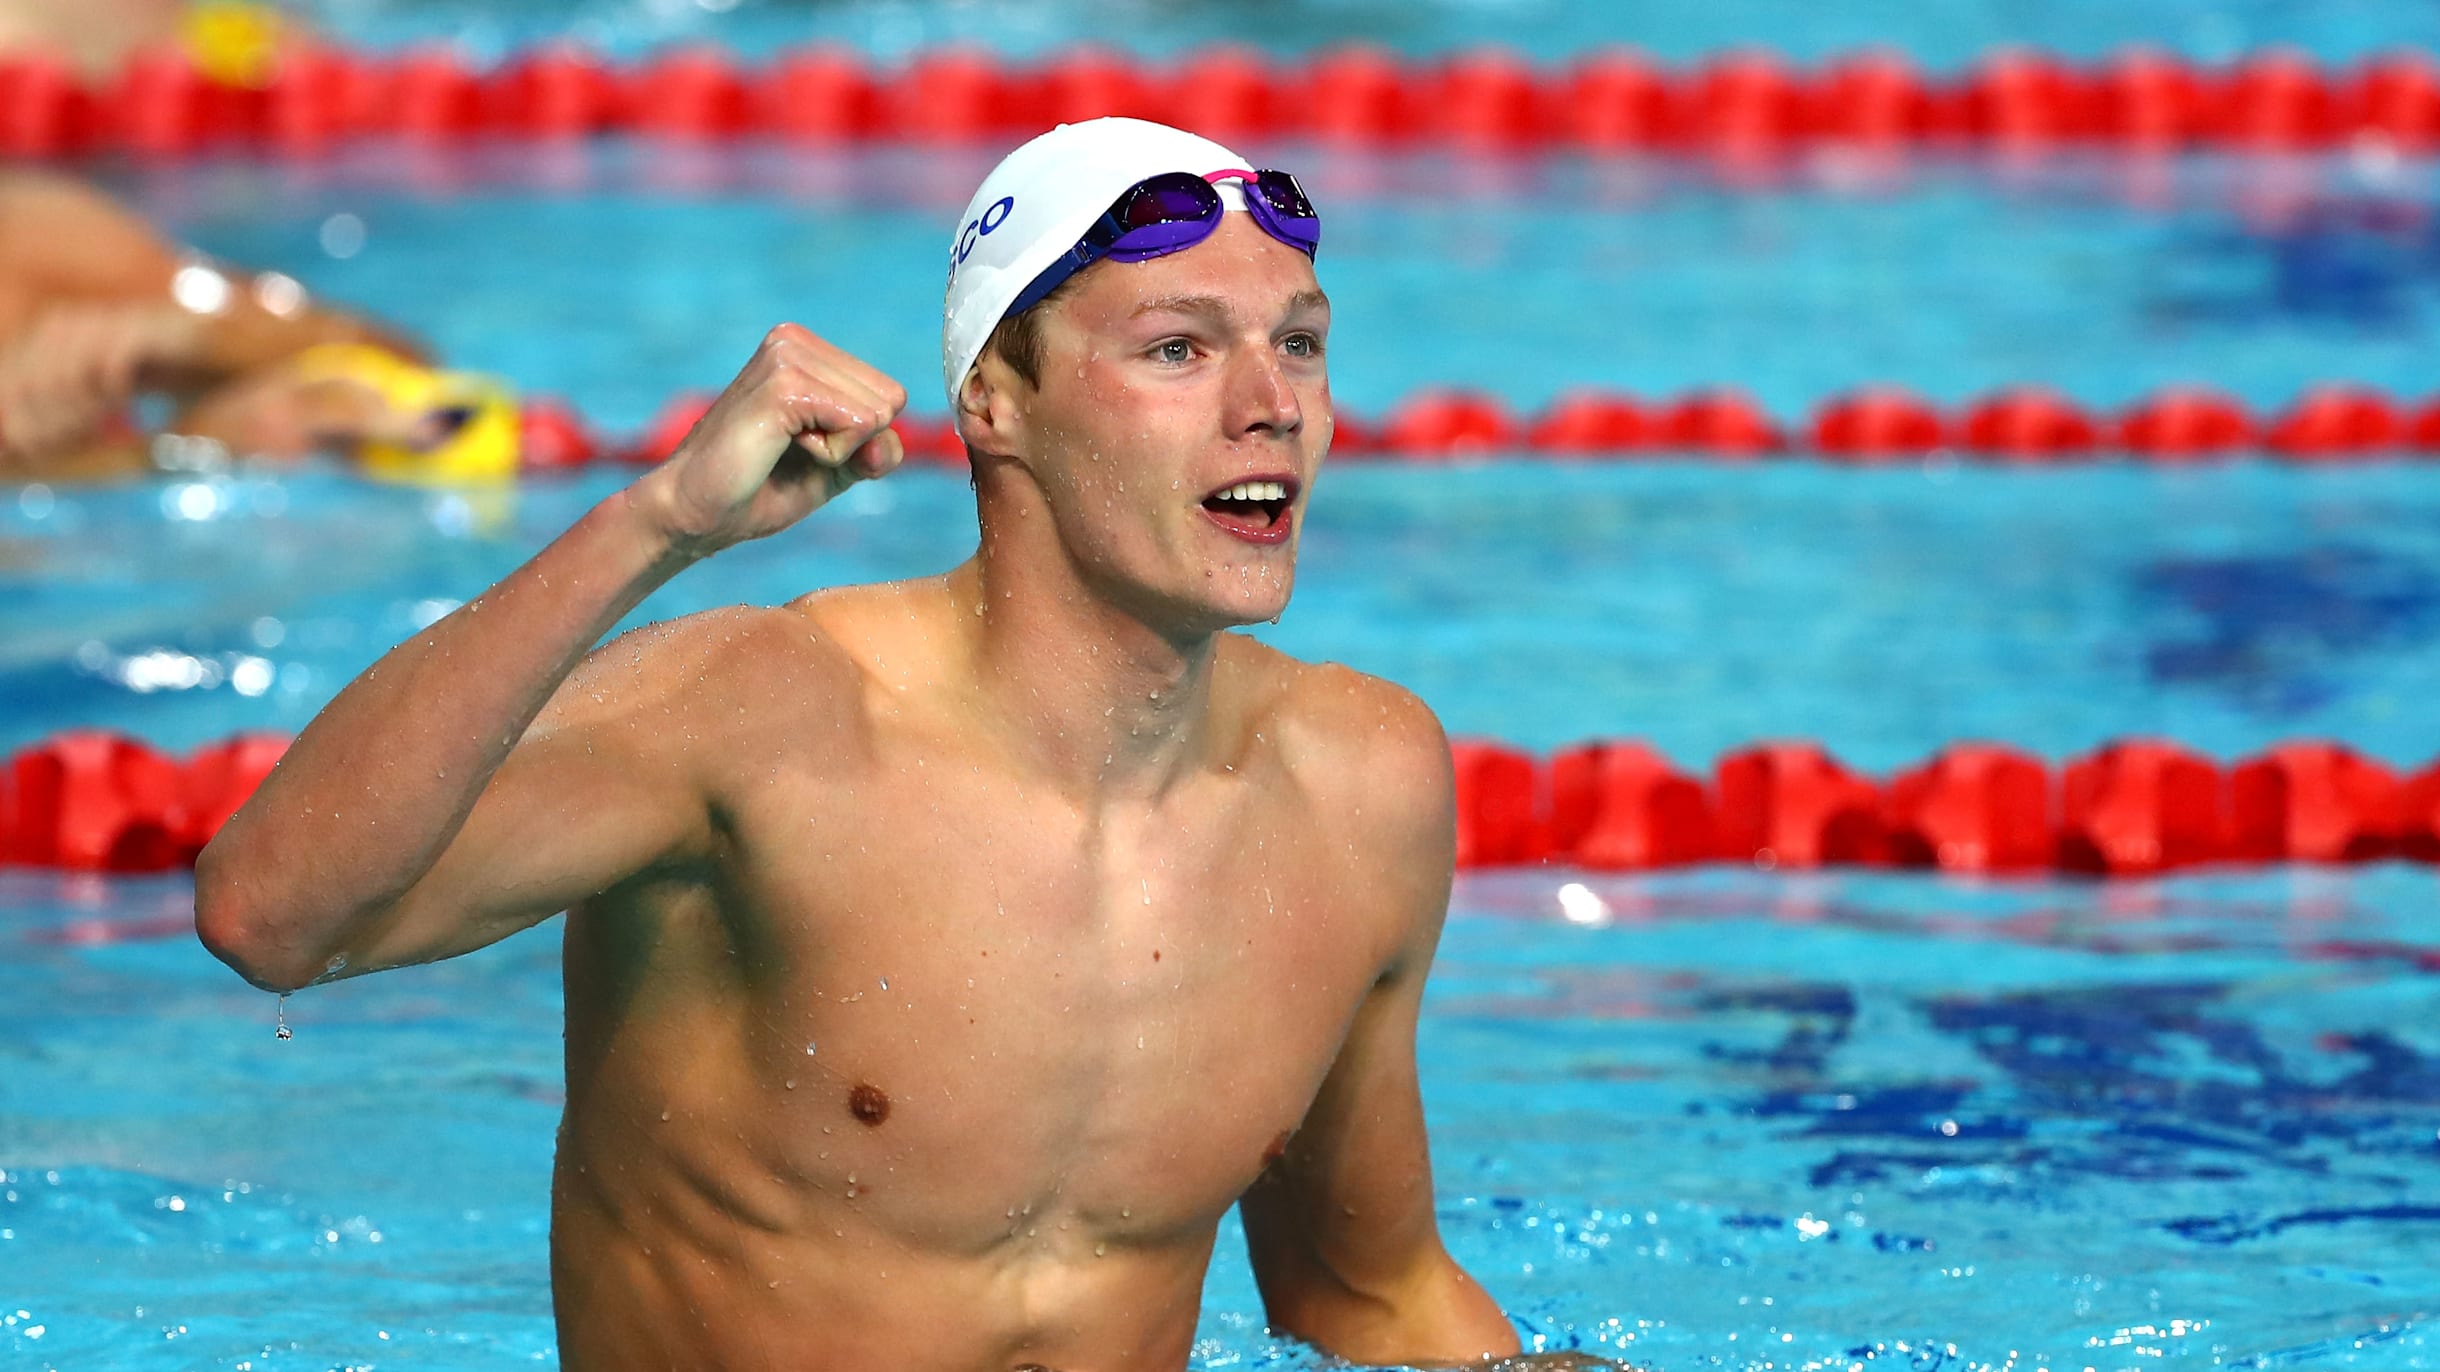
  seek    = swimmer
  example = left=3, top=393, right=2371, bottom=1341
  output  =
left=0, top=0, right=295, bottom=83
left=0, top=169, right=471, bottom=481
left=199, top=119, right=1600, bottom=1370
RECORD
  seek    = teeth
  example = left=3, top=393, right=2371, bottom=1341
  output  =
left=1215, top=481, right=1287, bottom=502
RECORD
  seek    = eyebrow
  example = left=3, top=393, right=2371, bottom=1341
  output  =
left=1130, top=290, right=1333, bottom=324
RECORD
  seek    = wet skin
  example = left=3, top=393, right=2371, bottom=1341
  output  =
left=546, top=592, right=1453, bottom=1370
left=200, top=214, right=1518, bottom=1369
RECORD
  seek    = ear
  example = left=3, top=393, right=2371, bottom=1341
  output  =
left=955, top=353, right=1025, bottom=461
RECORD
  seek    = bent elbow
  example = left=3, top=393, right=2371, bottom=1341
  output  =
left=192, top=848, right=315, bottom=993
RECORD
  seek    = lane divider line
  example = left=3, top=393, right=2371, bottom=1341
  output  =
left=4, top=730, right=2431, bottom=878
left=9, top=43, right=2440, bottom=158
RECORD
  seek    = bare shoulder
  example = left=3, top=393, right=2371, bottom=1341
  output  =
left=1228, top=637, right=1455, bottom=865
left=540, top=602, right=865, bottom=745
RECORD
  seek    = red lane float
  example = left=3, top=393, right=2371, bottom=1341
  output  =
left=1714, top=742, right=1886, bottom=869
left=1962, top=49, right=2093, bottom=146
left=1164, top=47, right=1280, bottom=143
left=2346, top=54, right=2440, bottom=150
left=1882, top=743, right=2053, bottom=872
left=265, top=45, right=378, bottom=153
left=630, top=45, right=752, bottom=140
left=517, top=397, right=602, bottom=473
left=1812, top=50, right=1944, bottom=145
left=889, top=48, right=1021, bottom=142
left=1528, top=391, right=1652, bottom=453
left=383, top=46, right=484, bottom=141
left=2228, top=742, right=2402, bottom=863
left=2056, top=740, right=2227, bottom=875
left=0, top=53, right=98, bottom=156
left=10, top=730, right=2440, bottom=878
left=1549, top=741, right=1714, bottom=869
left=177, top=733, right=288, bottom=855
left=1656, top=390, right=1784, bottom=455
left=2216, top=49, right=2338, bottom=149
left=3, top=732, right=189, bottom=872
left=1559, top=49, right=1675, bottom=150
left=1961, top=387, right=2100, bottom=459
left=2094, top=48, right=2213, bottom=148
left=760, top=47, right=883, bottom=143
left=1450, top=741, right=1541, bottom=868
left=15, top=43, right=2440, bottom=157
left=486, top=46, right=624, bottom=140
left=2115, top=387, right=2255, bottom=458
left=2266, top=385, right=2404, bottom=459
left=1376, top=390, right=1519, bottom=456
left=1811, top=387, right=1945, bottom=460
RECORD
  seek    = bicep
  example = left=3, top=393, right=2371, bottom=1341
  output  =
left=330, top=682, right=714, bottom=979
left=1241, top=966, right=1445, bottom=1295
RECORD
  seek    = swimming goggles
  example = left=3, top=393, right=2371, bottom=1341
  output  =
left=1006, top=168, right=1321, bottom=317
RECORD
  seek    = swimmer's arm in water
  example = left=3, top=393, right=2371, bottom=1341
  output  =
left=0, top=171, right=421, bottom=460
left=195, top=325, right=907, bottom=992
left=1239, top=689, right=1522, bottom=1367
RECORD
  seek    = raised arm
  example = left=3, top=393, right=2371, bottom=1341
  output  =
left=194, top=324, right=908, bottom=991
left=1240, top=690, right=1521, bottom=1366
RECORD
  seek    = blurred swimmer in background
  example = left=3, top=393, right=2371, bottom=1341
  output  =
left=0, top=0, right=293, bottom=83
left=0, top=169, right=517, bottom=484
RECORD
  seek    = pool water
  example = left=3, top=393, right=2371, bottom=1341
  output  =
left=3, top=861, right=2435, bottom=1369
left=6, top=20, right=2440, bottom=1372
left=112, top=148, right=2440, bottom=433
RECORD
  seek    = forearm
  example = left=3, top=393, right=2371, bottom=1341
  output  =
left=177, top=300, right=426, bottom=382
left=196, top=486, right=692, bottom=988
left=1262, top=1242, right=1518, bottom=1366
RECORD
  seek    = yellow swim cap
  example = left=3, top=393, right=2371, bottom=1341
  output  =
left=182, top=1, right=287, bottom=89
left=289, top=343, right=521, bottom=486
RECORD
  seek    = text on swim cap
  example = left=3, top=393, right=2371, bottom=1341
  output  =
left=953, top=196, right=1015, bottom=268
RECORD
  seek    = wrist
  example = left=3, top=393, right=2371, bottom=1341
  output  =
left=608, top=478, right=712, bottom=576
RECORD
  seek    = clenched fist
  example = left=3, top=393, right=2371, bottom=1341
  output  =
left=634, top=324, right=910, bottom=556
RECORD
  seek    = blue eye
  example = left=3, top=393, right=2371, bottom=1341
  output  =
left=1154, top=339, right=1192, bottom=364
left=1283, top=333, right=1320, bottom=357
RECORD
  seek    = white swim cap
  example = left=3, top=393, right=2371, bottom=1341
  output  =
left=940, top=117, right=1252, bottom=406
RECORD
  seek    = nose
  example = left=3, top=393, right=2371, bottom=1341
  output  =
left=1226, top=342, right=1302, bottom=441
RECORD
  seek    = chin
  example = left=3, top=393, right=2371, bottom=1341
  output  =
left=1135, top=568, right=1296, bottom=639
left=1199, top=575, right=1297, bottom=633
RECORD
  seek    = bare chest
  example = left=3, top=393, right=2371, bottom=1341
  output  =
left=611, top=753, right=1390, bottom=1244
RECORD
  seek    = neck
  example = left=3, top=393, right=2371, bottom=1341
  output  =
left=951, top=501, right=1224, bottom=804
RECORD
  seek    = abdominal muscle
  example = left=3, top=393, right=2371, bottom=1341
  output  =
left=548, top=1172, right=1219, bottom=1372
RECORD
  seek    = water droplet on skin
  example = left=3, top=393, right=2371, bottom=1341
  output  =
left=784, top=1080, right=796, bottom=1090
left=273, top=994, right=291, bottom=1041
left=806, top=1042, right=818, bottom=1055
left=660, top=1110, right=671, bottom=1122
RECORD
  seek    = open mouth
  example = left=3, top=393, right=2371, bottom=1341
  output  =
left=1200, top=477, right=1298, bottom=543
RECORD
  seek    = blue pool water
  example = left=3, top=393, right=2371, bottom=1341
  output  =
left=7, top=40, right=2440, bottom=1372
left=109, top=149, right=2440, bottom=433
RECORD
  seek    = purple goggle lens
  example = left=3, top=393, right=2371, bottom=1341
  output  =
left=1006, top=168, right=1319, bottom=317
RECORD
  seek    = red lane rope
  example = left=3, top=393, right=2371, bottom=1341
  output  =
left=9, top=42, right=2440, bottom=158
left=5, top=730, right=2435, bottom=879
left=513, top=383, right=2440, bottom=472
